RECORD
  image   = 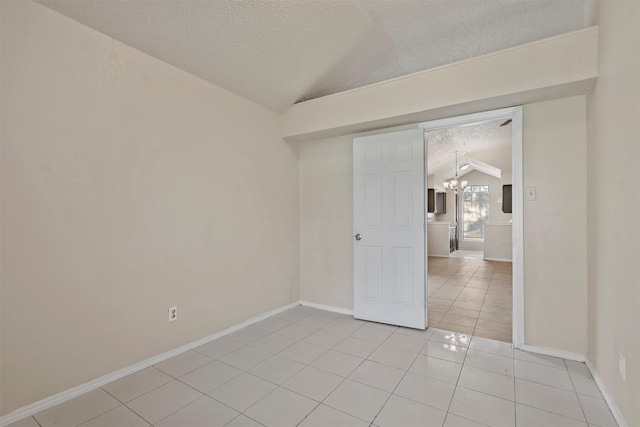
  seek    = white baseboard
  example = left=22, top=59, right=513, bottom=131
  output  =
left=483, top=257, right=513, bottom=262
left=299, top=300, right=354, bottom=316
left=0, top=300, right=300, bottom=427
left=520, top=344, right=586, bottom=362
left=585, top=358, right=628, bottom=427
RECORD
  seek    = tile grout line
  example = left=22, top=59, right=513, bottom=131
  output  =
left=22, top=303, right=598, bottom=427
left=284, top=313, right=389, bottom=426
left=218, top=310, right=361, bottom=427
left=119, top=308, right=330, bottom=427
left=368, top=335, right=426, bottom=426
left=236, top=319, right=355, bottom=426
left=429, top=258, right=513, bottom=342
left=565, top=358, right=593, bottom=425
left=440, top=330, right=474, bottom=426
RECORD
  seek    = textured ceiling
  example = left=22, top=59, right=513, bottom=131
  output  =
left=37, top=0, right=587, bottom=112
left=426, top=119, right=512, bottom=178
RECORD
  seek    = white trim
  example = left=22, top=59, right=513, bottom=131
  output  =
left=511, top=106, right=525, bottom=348
left=299, top=300, right=354, bottom=316
left=520, top=344, right=586, bottom=362
left=420, top=105, right=525, bottom=349
left=585, top=358, right=629, bottom=427
left=0, top=301, right=300, bottom=427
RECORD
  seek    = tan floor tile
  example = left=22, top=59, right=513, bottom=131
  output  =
left=428, top=310, right=446, bottom=323
left=459, top=288, right=487, bottom=297
left=475, top=320, right=512, bottom=335
left=427, top=285, right=443, bottom=296
left=447, top=307, right=480, bottom=319
left=484, top=291, right=512, bottom=300
left=426, top=257, right=513, bottom=344
left=450, top=273, right=473, bottom=281
left=495, top=273, right=512, bottom=280
left=428, top=298, right=455, bottom=312
left=483, top=296, right=512, bottom=308
left=490, top=279, right=513, bottom=289
left=456, top=294, right=485, bottom=304
left=481, top=303, right=512, bottom=315
left=442, top=314, right=478, bottom=328
left=472, top=270, right=494, bottom=278
left=432, top=286, right=464, bottom=299
left=478, top=311, right=512, bottom=325
left=451, top=300, right=483, bottom=311
left=486, top=289, right=511, bottom=298
left=456, top=290, right=486, bottom=302
left=466, top=280, right=490, bottom=290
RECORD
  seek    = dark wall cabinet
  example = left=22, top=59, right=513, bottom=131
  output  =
left=428, top=189, right=447, bottom=214
left=502, top=185, right=513, bottom=213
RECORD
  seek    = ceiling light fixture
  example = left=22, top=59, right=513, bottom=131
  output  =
left=443, top=151, right=468, bottom=193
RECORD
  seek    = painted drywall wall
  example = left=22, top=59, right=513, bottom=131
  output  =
left=586, top=1, right=640, bottom=425
left=0, top=1, right=299, bottom=415
left=522, top=96, right=588, bottom=355
left=299, top=135, right=354, bottom=309
left=299, top=97, right=588, bottom=355
left=299, top=125, right=416, bottom=309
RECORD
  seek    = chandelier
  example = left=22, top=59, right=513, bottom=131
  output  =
left=443, top=151, right=468, bottom=193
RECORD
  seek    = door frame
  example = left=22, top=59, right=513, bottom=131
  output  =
left=419, top=106, right=524, bottom=348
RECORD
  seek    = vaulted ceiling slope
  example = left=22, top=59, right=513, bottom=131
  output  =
left=427, top=119, right=512, bottom=178
left=37, top=0, right=587, bottom=113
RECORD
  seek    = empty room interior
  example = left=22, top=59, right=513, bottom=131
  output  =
left=1, top=1, right=638, bottom=427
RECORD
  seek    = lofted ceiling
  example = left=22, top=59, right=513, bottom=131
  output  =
left=37, top=0, right=588, bottom=113
left=426, top=119, right=512, bottom=179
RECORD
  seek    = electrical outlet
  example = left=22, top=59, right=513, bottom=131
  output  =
left=619, top=353, right=626, bottom=381
left=168, top=306, right=177, bottom=322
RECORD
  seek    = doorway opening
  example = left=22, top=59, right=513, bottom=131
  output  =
left=420, top=107, right=524, bottom=346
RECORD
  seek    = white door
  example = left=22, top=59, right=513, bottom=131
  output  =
left=353, top=129, right=426, bottom=329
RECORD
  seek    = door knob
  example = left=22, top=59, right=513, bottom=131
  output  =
left=354, top=234, right=362, bottom=241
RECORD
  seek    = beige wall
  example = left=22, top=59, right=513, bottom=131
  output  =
left=299, top=135, right=354, bottom=309
left=586, top=1, right=640, bottom=425
left=523, top=96, right=588, bottom=355
left=0, top=1, right=299, bottom=415
left=299, top=97, right=588, bottom=356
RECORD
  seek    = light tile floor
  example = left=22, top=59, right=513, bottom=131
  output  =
left=428, top=256, right=513, bottom=342
left=10, top=306, right=617, bottom=427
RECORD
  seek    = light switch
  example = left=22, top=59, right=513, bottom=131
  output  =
left=526, top=187, right=536, bottom=201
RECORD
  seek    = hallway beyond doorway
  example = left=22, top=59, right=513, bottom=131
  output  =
left=428, top=257, right=512, bottom=342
